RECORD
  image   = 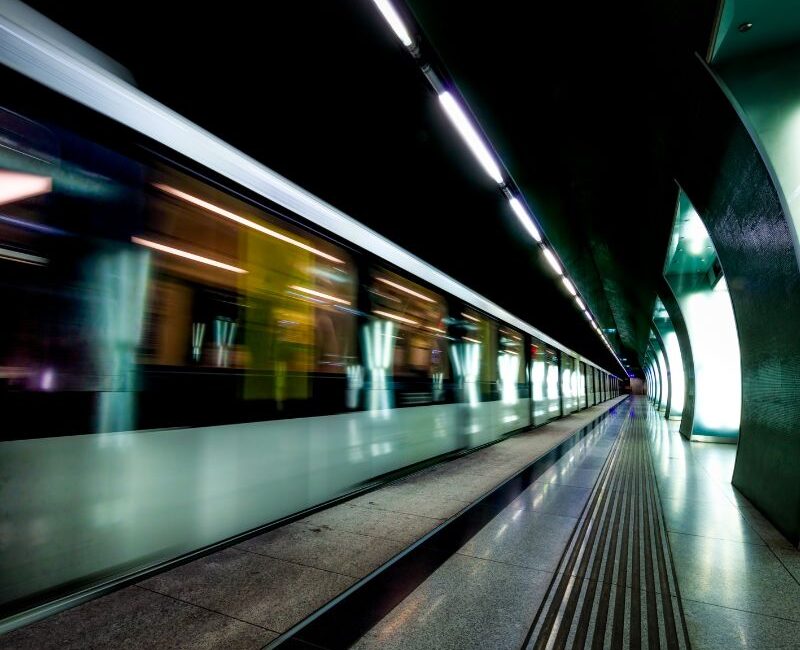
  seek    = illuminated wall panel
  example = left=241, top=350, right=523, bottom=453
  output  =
left=665, top=193, right=740, bottom=441
left=679, top=280, right=741, bottom=438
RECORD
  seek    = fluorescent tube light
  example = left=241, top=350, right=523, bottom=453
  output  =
left=438, top=91, right=504, bottom=184
left=542, top=247, right=562, bottom=275
left=508, top=197, right=542, bottom=242
left=371, top=0, right=413, bottom=47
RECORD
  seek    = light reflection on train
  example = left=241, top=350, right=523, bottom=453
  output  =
left=0, top=106, right=619, bottom=616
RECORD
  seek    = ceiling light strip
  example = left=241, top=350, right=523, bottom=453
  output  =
left=369, top=0, right=627, bottom=374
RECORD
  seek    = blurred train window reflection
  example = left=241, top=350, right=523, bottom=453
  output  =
left=457, top=308, right=497, bottom=403
left=578, top=361, right=588, bottom=409
left=0, top=106, right=361, bottom=436
left=0, top=111, right=57, bottom=398
left=366, top=268, right=448, bottom=407
left=498, top=326, right=524, bottom=404
left=139, top=169, right=358, bottom=420
left=561, top=354, right=578, bottom=414
left=531, top=338, right=560, bottom=425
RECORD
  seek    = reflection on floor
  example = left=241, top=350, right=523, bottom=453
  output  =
left=352, top=397, right=800, bottom=650
left=652, top=410, right=800, bottom=649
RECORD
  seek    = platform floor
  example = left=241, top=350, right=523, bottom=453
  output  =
left=0, top=398, right=625, bottom=649
left=348, top=398, right=800, bottom=650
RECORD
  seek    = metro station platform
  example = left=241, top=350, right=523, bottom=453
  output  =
left=4, top=396, right=800, bottom=649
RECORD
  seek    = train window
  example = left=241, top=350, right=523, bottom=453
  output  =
left=366, top=268, right=449, bottom=406
left=498, top=326, right=524, bottom=404
left=578, top=361, right=588, bottom=409
left=0, top=105, right=361, bottom=435
left=0, top=111, right=56, bottom=391
left=457, top=308, right=497, bottom=402
left=561, top=355, right=578, bottom=413
left=531, top=338, right=560, bottom=424
left=141, top=167, right=357, bottom=382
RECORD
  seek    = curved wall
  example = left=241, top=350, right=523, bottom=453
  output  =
left=673, top=56, right=800, bottom=544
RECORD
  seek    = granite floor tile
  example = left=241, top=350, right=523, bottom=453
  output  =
left=655, top=475, right=735, bottom=504
left=729, top=495, right=797, bottom=550
left=508, top=482, right=591, bottom=519
left=445, top=455, right=520, bottom=479
left=536, top=465, right=602, bottom=490
left=0, top=586, right=274, bottom=650
left=774, top=546, right=800, bottom=584
left=682, top=598, right=800, bottom=649
left=139, top=547, right=355, bottom=632
left=458, top=507, right=576, bottom=572
left=351, top=553, right=552, bottom=650
left=649, top=462, right=709, bottom=484
left=348, top=483, right=471, bottom=519
left=668, top=532, right=800, bottom=621
left=660, top=496, right=764, bottom=544
left=572, top=452, right=612, bottom=471
left=301, top=503, right=442, bottom=545
left=395, top=471, right=502, bottom=502
left=236, top=521, right=405, bottom=578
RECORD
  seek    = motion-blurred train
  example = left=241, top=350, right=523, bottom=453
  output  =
left=0, top=3, right=619, bottom=625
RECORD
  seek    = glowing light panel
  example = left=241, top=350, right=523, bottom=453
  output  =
left=508, top=197, right=542, bottom=242
left=542, top=247, right=562, bottom=275
left=371, top=0, right=413, bottom=47
left=681, top=280, right=741, bottom=436
left=438, top=91, right=504, bottom=184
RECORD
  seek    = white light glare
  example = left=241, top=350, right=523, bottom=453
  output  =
left=377, top=277, right=434, bottom=302
left=508, top=198, right=542, bottom=242
left=289, top=285, right=350, bottom=305
left=438, top=91, right=504, bottom=184
left=0, top=246, right=47, bottom=266
left=562, top=277, right=577, bottom=296
left=575, top=297, right=585, bottom=310
left=132, top=236, right=246, bottom=274
left=0, top=171, right=52, bottom=206
left=154, top=184, right=344, bottom=263
left=374, top=309, right=418, bottom=325
left=541, top=247, right=562, bottom=275
left=371, top=0, right=413, bottom=47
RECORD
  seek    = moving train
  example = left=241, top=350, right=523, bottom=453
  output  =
left=0, top=5, right=619, bottom=626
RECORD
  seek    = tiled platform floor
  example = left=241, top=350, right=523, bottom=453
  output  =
left=351, top=398, right=800, bottom=650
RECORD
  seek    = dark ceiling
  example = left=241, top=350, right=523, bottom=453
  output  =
left=26, top=0, right=719, bottom=375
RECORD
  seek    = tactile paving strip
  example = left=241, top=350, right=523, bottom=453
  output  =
left=522, top=400, right=690, bottom=650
